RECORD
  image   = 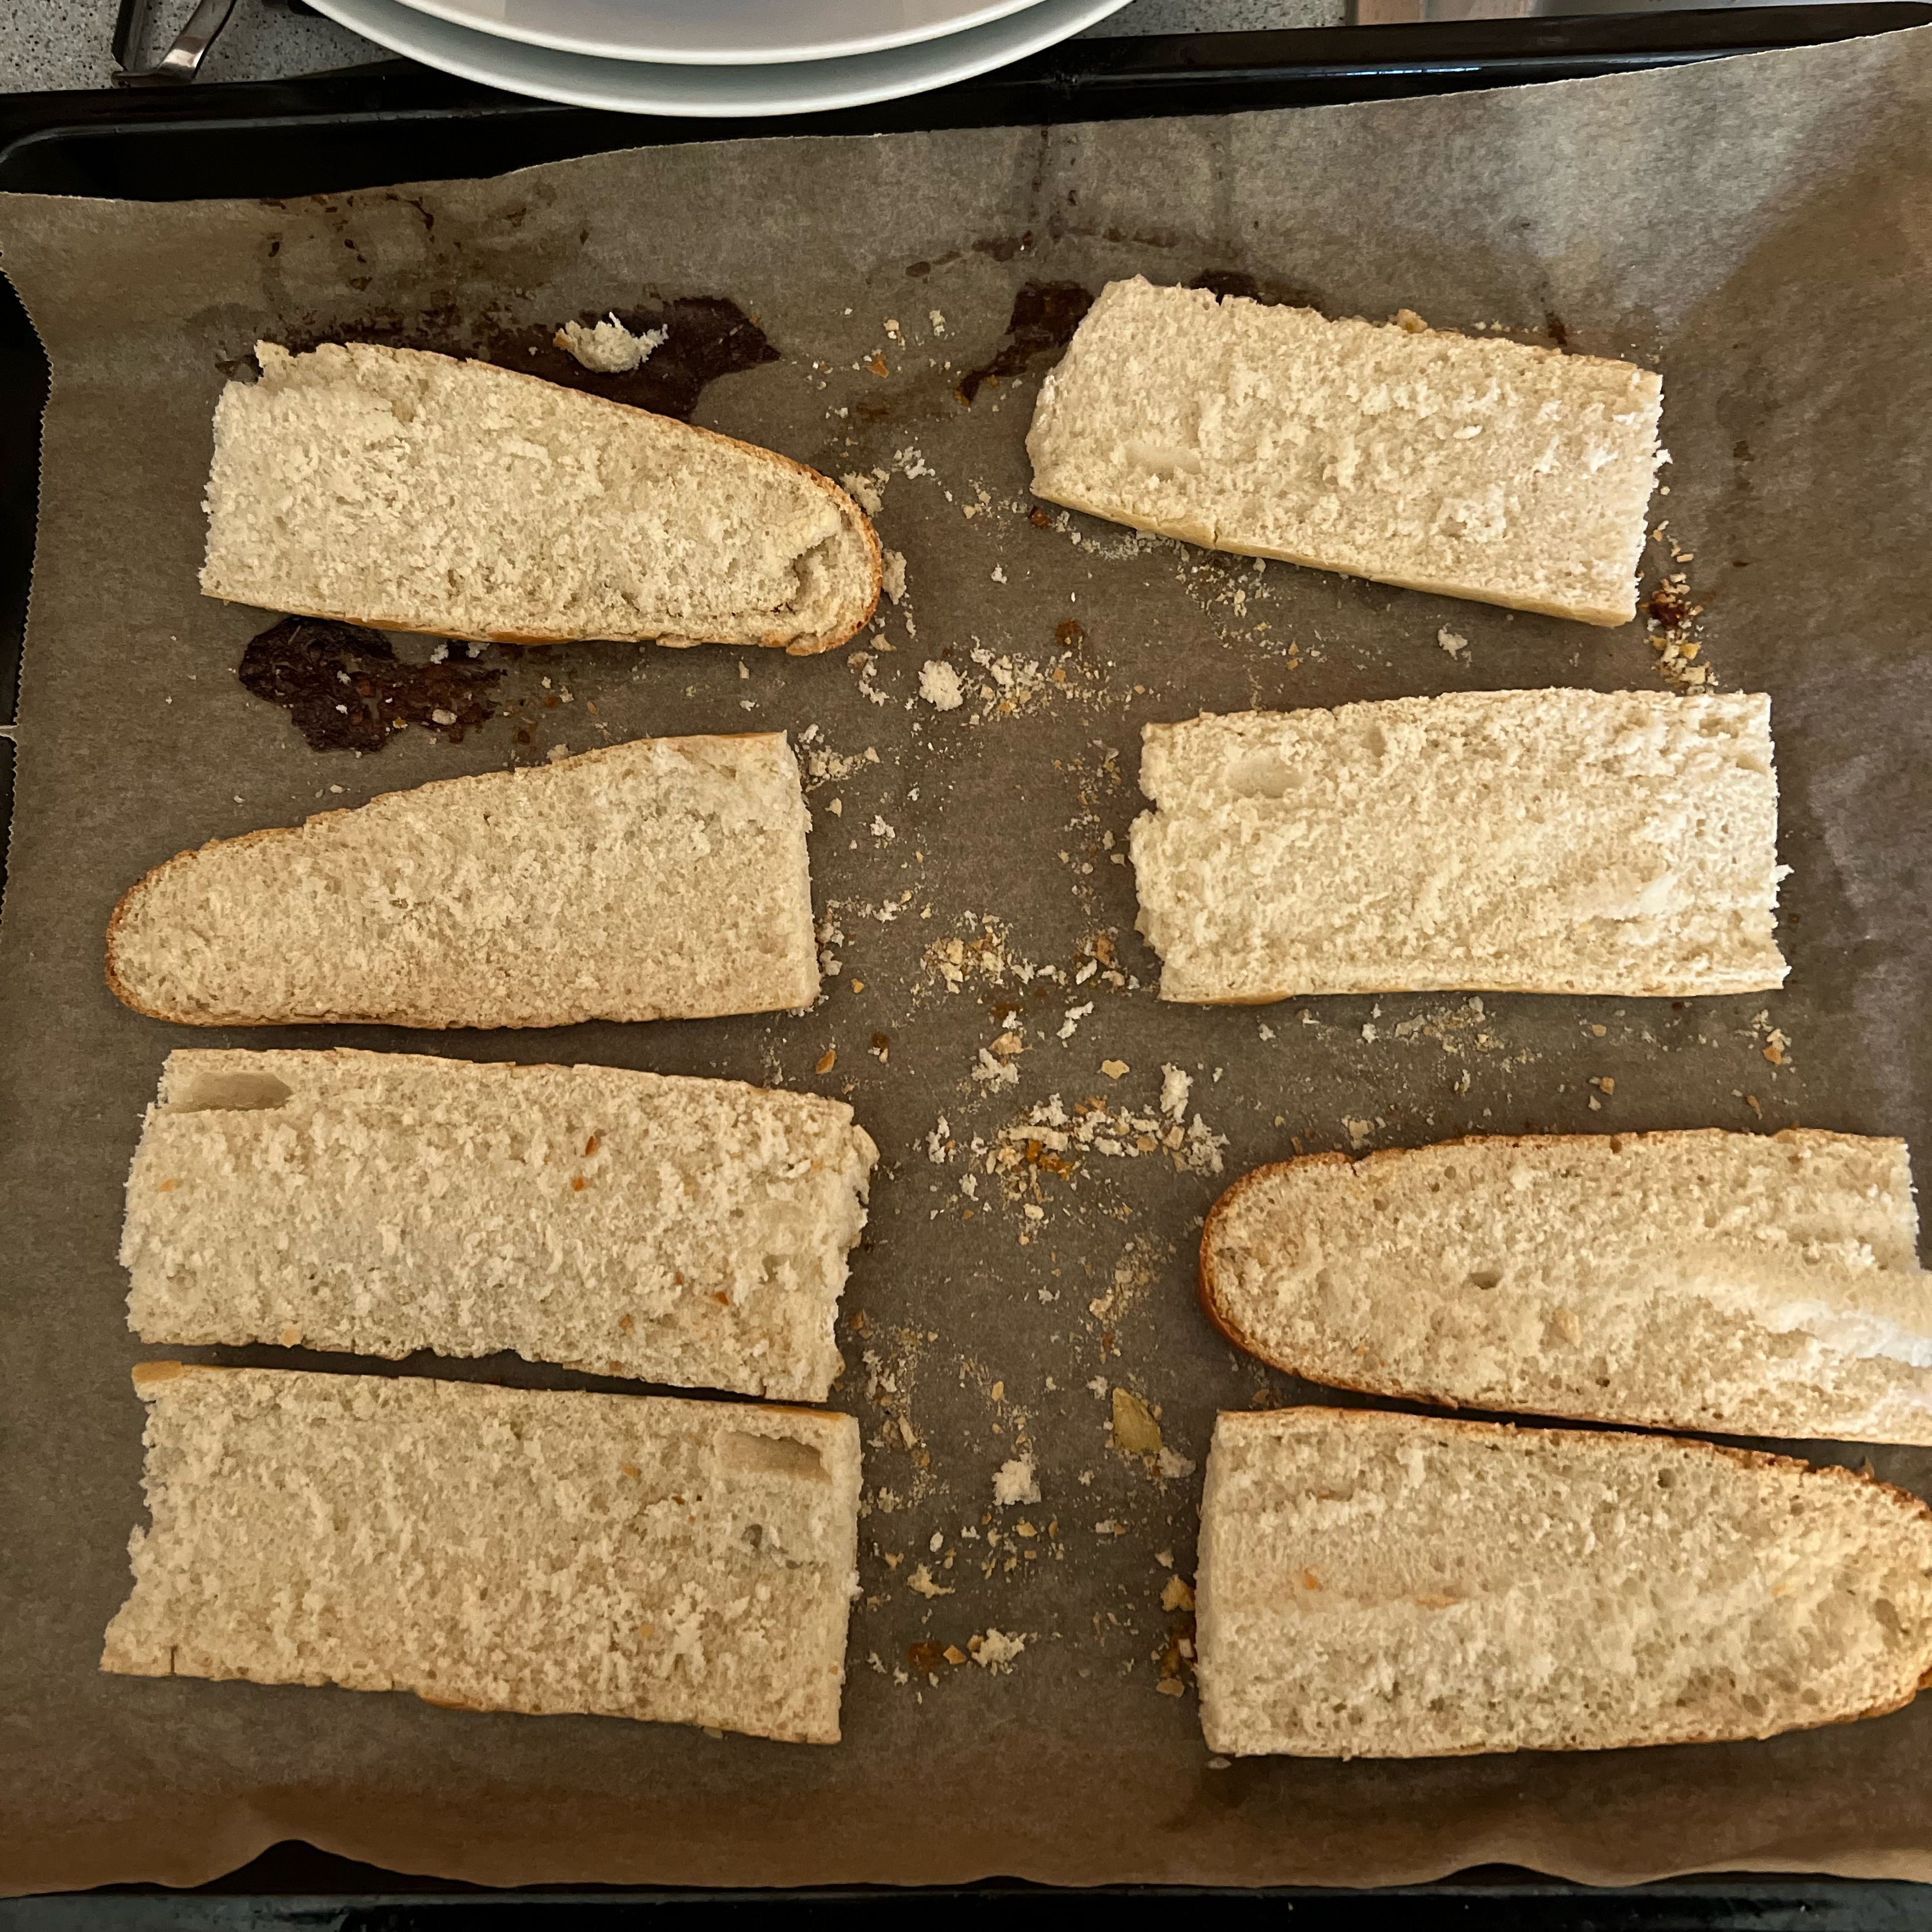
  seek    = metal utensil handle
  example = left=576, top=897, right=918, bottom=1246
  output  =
left=113, top=0, right=244, bottom=84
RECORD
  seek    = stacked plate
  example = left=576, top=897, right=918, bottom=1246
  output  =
left=306, top=0, right=1133, bottom=115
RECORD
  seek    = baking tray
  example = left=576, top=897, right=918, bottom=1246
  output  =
left=6, top=12, right=1932, bottom=1919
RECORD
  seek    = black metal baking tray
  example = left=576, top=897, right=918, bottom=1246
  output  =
left=2, top=8, right=1928, bottom=201
left=19, top=1844, right=1932, bottom=1925
left=5, top=11, right=1932, bottom=1918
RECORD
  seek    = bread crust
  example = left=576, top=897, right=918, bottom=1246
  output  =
left=104, top=734, right=811, bottom=1027
left=1031, top=480, right=1636, bottom=627
left=204, top=344, right=882, bottom=656
left=1205, top=1405, right=1932, bottom=1754
left=1162, top=968, right=1790, bottom=1002
left=1198, top=1129, right=1913, bottom=1434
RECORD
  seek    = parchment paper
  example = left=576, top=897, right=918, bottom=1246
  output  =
left=6, top=24, right=1932, bottom=1895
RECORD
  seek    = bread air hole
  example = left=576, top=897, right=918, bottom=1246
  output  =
left=166, top=1070, right=295, bottom=1113
left=720, top=1431, right=828, bottom=1483
left=1224, top=752, right=1295, bottom=801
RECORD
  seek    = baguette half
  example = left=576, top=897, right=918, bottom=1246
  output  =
left=1131, top=689, right=1785, bottom=1000
left=1194, top=1406, right=1932, bottom=1758
left=123, top=1049, right=878, bottom=1401
left=105, top=734, right=818, bottom=1028
left=1201, top=1130, right=1932, bottom=1445
left=1026, top=278, right=1661, bottom=626
left=103, top=1363, right=862, bottom=1743
left=202, top=342, right=880, bottom=653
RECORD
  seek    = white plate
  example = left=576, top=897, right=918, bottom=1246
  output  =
left=308, top=0, right=1128, bottom=115
left=386, top=0, right=1053, bottom=67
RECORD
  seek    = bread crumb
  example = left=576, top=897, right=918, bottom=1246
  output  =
left=918, top=659, right=964, bottom=711
left=970, top=1629, right=1026, bottom=1672
left=907, top=1563, right=953, bottom=1598
left=553, top=314, right=667, bottom=374
left=1161, top=1574, right=1196, bottom=1612
left=881, top=550, right=908, bottom=604
left=993, top=1457, right=1040, bottom=1507
left=1436, top=627, right=1469, bottom=658
left=840, top=471, right=886, bottom=516
left=973, top=1046, right=1020, bottom=1090
left=1100, top=1059, right=1129, bottom=1080
left=1159, top=1064, right=1192, bottom=1121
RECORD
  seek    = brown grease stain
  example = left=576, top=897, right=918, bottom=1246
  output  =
left=238, top=617, right=502, bottom=754
left=1187, top=268, right=1324, bottom=310
left=544, top=296, right=780, bottom=420
left=254, top=294, right=777, bottom=424
left=956, top=281, right=1093, bottom=405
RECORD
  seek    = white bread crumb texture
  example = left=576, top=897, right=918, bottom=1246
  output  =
left=202, top=341, right=875, bottom=651
left=1131, top=689, right=1785, bottom=1000
left=123, top=1049, right=878, bottom=1402
left=1027, top=278, right=1662, bottom=625
left=108, top=734, right=819, bottom=1028
left=1205, top=1129, right=1932, bottom=1444
left=102, top=1366, right=862, bottom=1744
left=1194, top=1408, right=1932, bottom=1758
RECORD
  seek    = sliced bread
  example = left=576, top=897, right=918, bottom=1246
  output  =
left=102, top=1363, right=863, bottom=1743
left=105, top=734, right=819, bottom=1027
left=1194, top=1406, right=1932, bottom=1758
left=1131, top=689, right=1785, bottom=1000
left=202, top=342, right=880, bottom=653
left=122, top=1049, right=878, bottom=1401
left=1201, top=1130, right=1932, bottom=1445
left=1026, top=277, right=1661, bottom=626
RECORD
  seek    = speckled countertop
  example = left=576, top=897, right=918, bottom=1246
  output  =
left=6, top=0, right=1347, bottom=92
